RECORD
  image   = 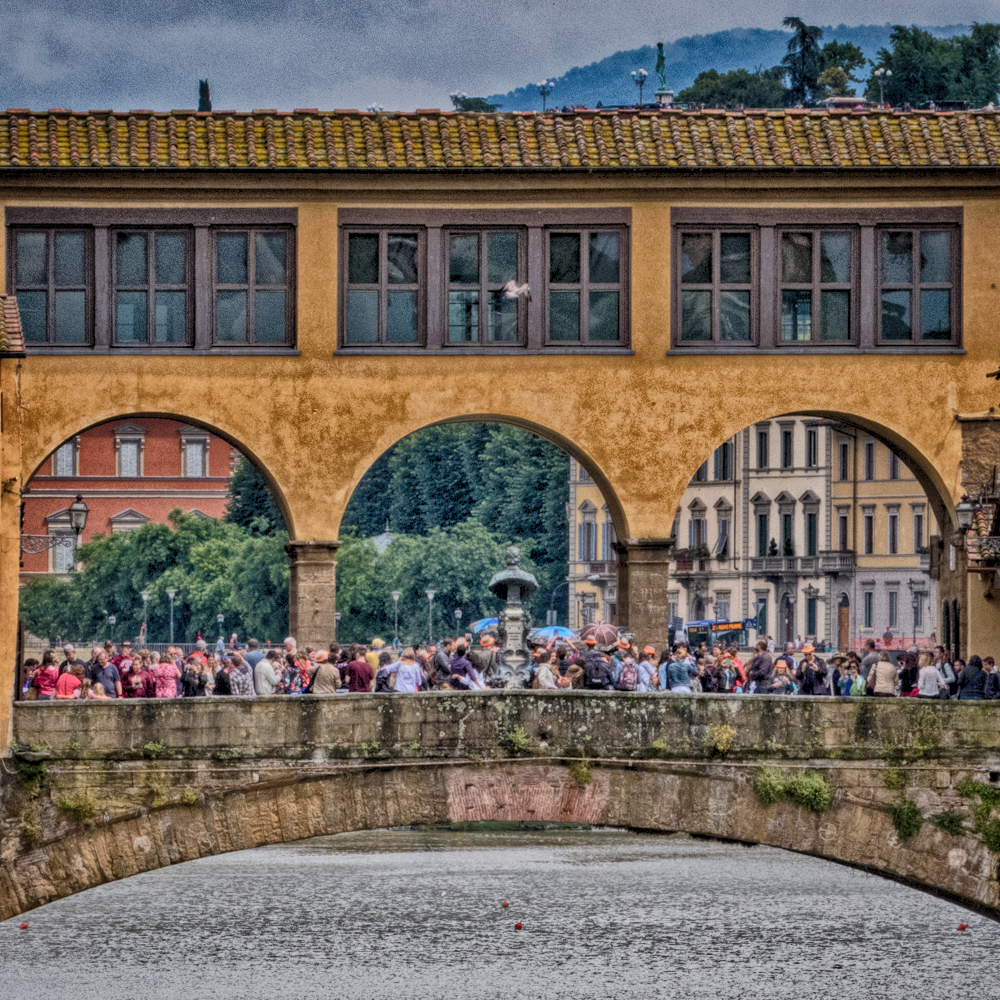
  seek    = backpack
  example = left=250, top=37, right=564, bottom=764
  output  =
left=617, top=661, right=638, bottom=691
left=374, top=668, right=397, bottom=692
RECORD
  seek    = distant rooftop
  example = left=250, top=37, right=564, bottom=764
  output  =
left=2, top=108, right=999, bottom=170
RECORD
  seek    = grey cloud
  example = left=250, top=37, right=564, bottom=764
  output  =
left=1, top=0, right=997, bottom=112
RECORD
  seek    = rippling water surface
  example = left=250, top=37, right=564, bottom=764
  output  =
left=2, top=828, right=998, bottom=1000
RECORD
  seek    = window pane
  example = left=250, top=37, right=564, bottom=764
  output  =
left=116, top=233, right=147, bottom=287
left=185, top=443, right=204, bottom=478
left=589, top=232, right=619, bottom=284
left=448, top=290, right=479, bottom=342
left=153, top=291, right=186, bottom=343
left=16, top=232, right=47, bottom=286
left=387, top=290, right=418, bottom=343
left=487, top=292, right=518, bottom=342
left=549, top=290, right=580, bottom=339
left=55, top=291, right=86, bottom=343
left=155, top=233, right=186, bottom=285
left=550, top=234, right=581, bottom=283
left=882, top=231, right=912, bottom=284
left=781, top=289, right=812, bottom=341
left=487, top=232, right=518, bottom=285
left=781, top=232, right=811, bottom=283
left=216, top=290, right=248, bottom=342
left=120, top=442, right=139, bottom=477
left=589, top=291, right=619, bottom=340
left=217, top=234, right=249, bottom=285
left=820, top=290, right=850, bottom=340
left=681, top=290, right=711, bottom=340
left=680, top=233, right=711, bottom=284
left=55, top=444, right=74, bottom=476
left=820, top=232, right=850, bottom=283
left=54, top=232, right=85, bottom=286
left=449, top=234, right=479, bottom=284
left=720, top=234, right=751, bottom=284
left=920, top=231, right=950, bottom=283
left=116, top=291, right=147, bottom=342
left=920, top=289, right=951, bottom=339
left=255, top=232, right=286, bottom=285
left=881, top=290, right=912, bottom=339
left=388, top=233, right=418, bottom=284
left=720, top=290, right=750, bottom=340
left=346, top=289, right=377, bottom=343
left=19, top=291, right=47, bottom=341
left=347, top=234, right=378, bottom=285
left=255, top=290, right=286, bottom=342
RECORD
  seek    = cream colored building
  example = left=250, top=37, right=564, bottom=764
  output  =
left=568, top=416, right=938, bottom=650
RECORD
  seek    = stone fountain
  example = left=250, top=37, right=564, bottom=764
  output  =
left=486, top=545, right=537, bottom=688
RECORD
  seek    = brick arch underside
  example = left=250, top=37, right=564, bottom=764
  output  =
left=2, top=762, right=997, bottom=923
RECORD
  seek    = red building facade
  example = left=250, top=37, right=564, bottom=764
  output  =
left=21, top=418, right=235, bottom=579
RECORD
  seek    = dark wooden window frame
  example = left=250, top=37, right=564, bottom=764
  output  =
left=6, top=208, right=298, bottom=354
left=212, top=226, right=296, bottom=348
left=341, top=226, right=427, bottom=347
left=9, top=226, right=94, bottom=346
left=444, top=226, right=527, bottom=348
left=337, top=208, right=632, bottom=355
left=111, top=227, right=194, bottom=347
left=670, top=207, right=963, bottom=354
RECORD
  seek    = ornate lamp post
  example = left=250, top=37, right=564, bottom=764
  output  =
left=391, top=590, right=401, bottom=646
left=108, top=613, right=116, bottom=643
left=334, top=611, right=341, bottom=643
left=956, top=495, right=977, bottom=532
left=141, top=590, right=149, bottom=644
left=426, top=589, right=436, bottom=644
left=167, top=588, right=176, bottom=644
left=537, top=80, right=555, bottom=111
left=216, top=612, right=224, bottom=641
left=454, top=607, right=463, bottom=637
left=21, top=493, right=88, bottom=568
left=631, top=68, right=648, bottom=107
left=873, top=67, right=892, bottom=107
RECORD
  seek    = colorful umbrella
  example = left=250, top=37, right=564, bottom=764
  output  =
left=469, top=618, right=499, bottom=634
left=530, top=625, right=578, bottom=641
left=578, top=621, right=620, bottom=645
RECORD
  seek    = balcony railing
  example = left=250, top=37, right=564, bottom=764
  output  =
left=584, top=561, right=616, bottom=576
left=819, top=551, right=857, bottom=573
left=750, top=556, right=801, bottom=574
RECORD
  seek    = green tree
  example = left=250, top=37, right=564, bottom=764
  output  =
left=782, top=16, right=824, bottom=104
left=817, top=40, right=866, bottom=96
left=677, top=67, right=786, bottom=108
left=225, top=457, right=286, bottom=535
left=865, top=24, right=1000, bottom=108
left=450, top=95, right=502, bottom=112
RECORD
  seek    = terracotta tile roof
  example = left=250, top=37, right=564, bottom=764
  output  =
left=0, top=295, right=25, bottom=355
left=2, top=109, right=1000, bottom=170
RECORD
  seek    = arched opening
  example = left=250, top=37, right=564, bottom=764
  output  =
left=17, top=414, right=290, bottom=672
left=674, top=411, right=944, bottom=656
left=336, top=417, right=622, bottom=644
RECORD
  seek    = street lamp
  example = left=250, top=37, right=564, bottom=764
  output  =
left=167, top=588, right=176, bottom=644
left=537, top=79, right=555, bottom=111
left=141, top=589, right=149, bottom=645
left=216, top=612, right=224, bottom=640
left=956, top=495, right=977, bottom=532
left=426, top=589, right=436, bottom=644
left=108, top=613, right=116, bottom=643
left=631, top=68, right=648, bottom=107
left=391, top=590, right=401, bottom=646
left=334, top=611, right=342, bottom=642
left=454, top=608, right=463, bottom=637
left=68, top=493, right=88, bottom=569
left=548, top=579, right=570, bottom=626
left=873, top=67, right=892, bottom=107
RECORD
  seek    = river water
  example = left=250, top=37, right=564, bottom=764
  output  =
left=1, top=828, right=997, bottom=1000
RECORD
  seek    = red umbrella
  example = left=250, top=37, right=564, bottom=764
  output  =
left=578, top=622, right=619, bottom=645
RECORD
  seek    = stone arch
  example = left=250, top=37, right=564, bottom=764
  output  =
left=680, top=410, right=956, bottom=536
left=21, top=410, right=295, bottom=536
left=2, top=759, right=997, bottom=923
left=338, top=413, right=630, bottom=542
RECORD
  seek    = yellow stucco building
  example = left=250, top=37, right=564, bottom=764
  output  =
left=568, top=417, right=938, bottom=651
left=3, top=106, right=1000, bottom=742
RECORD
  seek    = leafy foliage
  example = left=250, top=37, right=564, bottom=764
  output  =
left=450, top=95, right=502, bottom=112
left=754, top=766, right=834, bottom=813
left=568, top=760, right=593, bottom=787
left=782, top=17, right=824, bottom=104
left=883, top=768, right=906, bottom=791
left=676, top=67, right=786, bottom=108
left=889, top=799, right=923, bottom=841
left=930, top=810, right=966, bottom=836
left=19, top=510, right=289, bottom=644
left=225, top=457, right=286, bottom=536
left=865, top=24, right=1000, bottom=107
left=341, top=423, right=570, bottom=627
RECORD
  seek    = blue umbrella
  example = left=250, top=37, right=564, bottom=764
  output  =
left=530, top=625, right=577, bottom=641
left=469, top=618, right=499, bottom=633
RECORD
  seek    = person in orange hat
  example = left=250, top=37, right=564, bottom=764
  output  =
left=796, top=645, right=829, bottom=695
left=476, top=634, right=500, bottom=684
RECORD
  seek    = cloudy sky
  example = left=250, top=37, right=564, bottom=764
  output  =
left=1, top=0, right=995, bottom=112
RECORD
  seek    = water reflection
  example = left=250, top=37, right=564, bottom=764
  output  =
left=1, top=828, right=997, bottom=1000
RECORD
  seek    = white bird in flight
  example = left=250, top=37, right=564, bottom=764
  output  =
left=502, top=280, right=531, bottom=301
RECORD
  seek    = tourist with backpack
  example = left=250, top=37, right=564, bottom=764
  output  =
left=616, top=653, right=638, bottom=692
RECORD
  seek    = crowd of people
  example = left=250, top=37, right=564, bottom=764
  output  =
left=21, top=633, right=996, bottom=701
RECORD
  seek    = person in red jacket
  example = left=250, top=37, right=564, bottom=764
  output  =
left=32, top=650, right=60, bottom=700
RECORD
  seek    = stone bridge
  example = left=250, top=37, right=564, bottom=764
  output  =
left=4, top=692, right=1000, bottom=923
